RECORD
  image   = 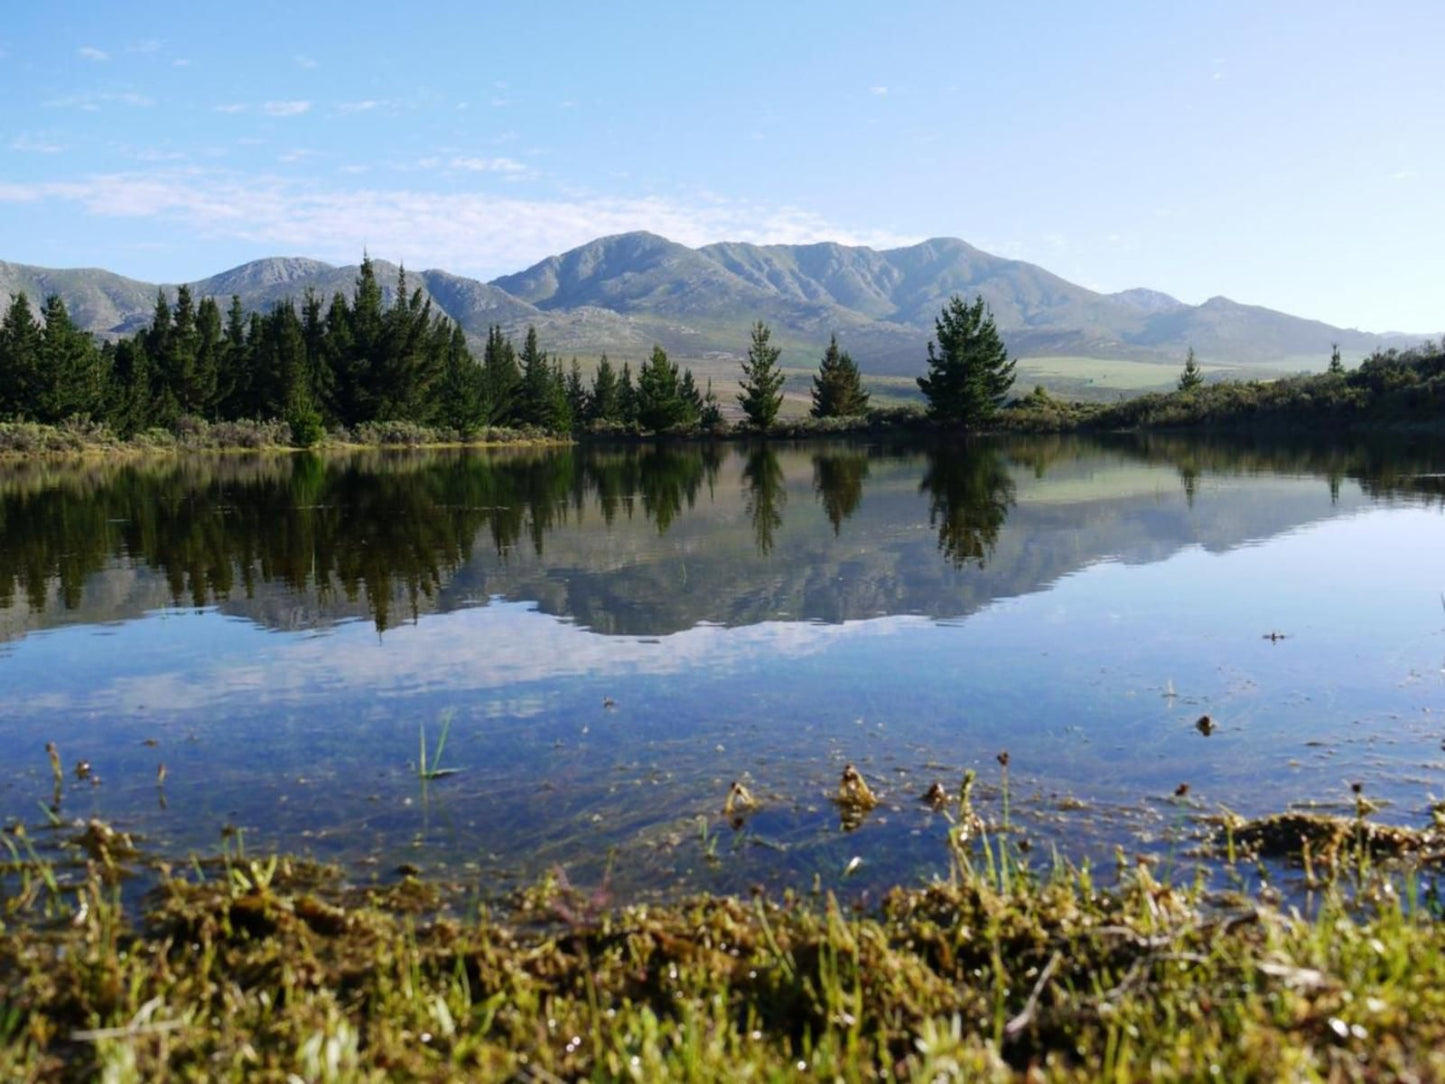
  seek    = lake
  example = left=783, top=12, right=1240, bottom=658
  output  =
left=1, top=435, right=1442, bottom=901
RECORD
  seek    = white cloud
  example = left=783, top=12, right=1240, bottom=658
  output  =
left=215, top=103, right=248, bottom=113
left=173, top=58, right=192, bottom=68
left=338, top=99, right=382, bottom=113
left=127, top=39, right=161, bottom=54
left=1391, top=169, right=1418, bottom=181
left=262, top=100, right=312, bottom=117
left=10, top=134, right=64, bottom=153
left=294, top=54, right=319, bottom=69
left=0, top=169, right=919, bottom=279
left=279, top=148, right=320, bottom=163
left=45, top=91, right=154, bottom=109
left=869, top=85, right=888, bottom=96
left=451, top=156, right=528, bottom=174
left=78, top=45, right=109, bottom=61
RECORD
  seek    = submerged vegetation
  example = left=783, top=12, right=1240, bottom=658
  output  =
left=4, top=764, right=1445, bottom=1081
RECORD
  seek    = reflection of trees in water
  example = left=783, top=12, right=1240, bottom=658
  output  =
left=2, top=434, right=1443, bottom=631
left=918, top=443, right=1017, bottom=570
left=742, top=445, right=786, bottom=555
left=812, top=452, right=869, bottom=535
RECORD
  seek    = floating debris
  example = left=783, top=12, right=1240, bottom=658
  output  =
left=833, top=764, right=879, bottom=830
left=73, top=761, right=92, bottom=782
left=1196, top=715, right=1216, bottom=736
left=1263, top=631, right=1289, bottom=642
left=922, top=782, right=949, bottom=809
left=723, top=780, right=758, bottom=817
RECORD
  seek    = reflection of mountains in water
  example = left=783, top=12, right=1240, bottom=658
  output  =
left=0, top=436, right=1440, bottom=642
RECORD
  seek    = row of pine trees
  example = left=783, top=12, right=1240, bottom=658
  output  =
left=0, top=255, right=875, bottom=438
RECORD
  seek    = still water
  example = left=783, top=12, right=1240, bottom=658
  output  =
left=1, top=436, right=1442, bottom=899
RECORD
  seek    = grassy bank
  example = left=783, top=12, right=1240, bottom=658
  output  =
left=0, top=418, right=568, bottom=459
left=4, top=791, right=1444, bottom=1081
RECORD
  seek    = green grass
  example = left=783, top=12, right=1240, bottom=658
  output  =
left=5, top=784, right=1445, bottom=1081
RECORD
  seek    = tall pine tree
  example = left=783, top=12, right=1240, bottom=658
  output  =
left=737, top=320, right=785, bottom=428
left=811, top=333, right=870, bottom=417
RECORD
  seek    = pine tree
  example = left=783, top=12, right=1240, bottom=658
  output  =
left=618, top=361, right=639, bottom=428
left=679, top=367, right=703, bottom=425
left=699, top=379, right=723, bottom=428
left=436, top=323, right=484, bottom=433
left=916, top=295, right=1015, bottom=427
left=1328, top=343, right=1344, bottom=375
left=737, top=320, right=785, bottom=428
left=483, top=325, right=520, bottom=425
left=0, top=293, right=43, bottom=419
left=516, top=326, right=553, bottom=428
left=1178, top=346, right=1204, bottom=392
left=564, top=358, right=588, bottom=427
left=589, top=354, right=620, bottom=424
left=637, top=345, right=688, bottom=432
left=192, top=296, right=223, bottom=418
left=36, top=295, right=102, bottom=421
left=811, top=333, right=870, bottom=418
left=217, top=295, right=251, bottom=418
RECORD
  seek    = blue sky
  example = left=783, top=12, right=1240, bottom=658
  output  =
left=1, top=1, right=1441, bottom=332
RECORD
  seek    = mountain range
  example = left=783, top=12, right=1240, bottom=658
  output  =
left=0, top=233, right=1424, bottom=389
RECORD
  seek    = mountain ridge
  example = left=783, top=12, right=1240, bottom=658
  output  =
left=1, top=234, right=1426, bottom=382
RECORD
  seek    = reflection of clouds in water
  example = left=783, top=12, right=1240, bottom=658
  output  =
left=11, top=602, right=924, bottom=716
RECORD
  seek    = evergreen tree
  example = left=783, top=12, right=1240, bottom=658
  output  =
left=483, top=325, right=520, bottom=425
left=637, top=345, right=689, bottom=432
left=737, top=320, right=785, bottom=428
left=320, top=293, right=354, bottom=423
left=516, top=326, right=553, bottom=427
left=546, top=358, right=573, bottom=432
left=589, top=354, right=620, bottom=423
left=811, top=333, right=870, bottom=417
left=166, top=284, right=202, bottom=416
left=699, top=379, right=723, bottom=428
left=1178, top=346, right=1204, bottom=392
left=109, top=337, right=154, bottom=434
left=564, top=358, right=588, bottom=427
left=916, top=294, right=1015, bottom=427
left=0, top=294, right=43, bottom=419
left=618, top=361, right=639, bottom=428
left=436, top=323, right=486, bottom=433
left=1329, top=343, right=1345, bottom=375
left=679, top=367, right=703, bottom=425
left=217, top=295, right=250, bottom=418
left=36, top=295, right=102, bottom=421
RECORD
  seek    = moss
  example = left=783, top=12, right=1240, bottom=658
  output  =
left=5, top=820, right=1445, bottom=1081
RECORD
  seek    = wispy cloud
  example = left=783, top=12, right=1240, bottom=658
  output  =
left=1391, top=169, right=1418, bottom=181
left=451, top=156, right=528, bottom=174
left=294, top=54, right=318, bottom=69
left=214, top=103, right=248, bottom=114
left=262, top=100, right=311, bottom=117
left=127, top=39, right=161, bottom=54
left=279, top=148, right=320, bottom=163
left=77, top=45, right=109, bottom=61
left=45, top=91, right=155, bottom=110
left=0, top=169, right=919, bottom=279
left=869, top=85, right=888, bottom=96
left=9, top=134, right=64, bottom=153
left=173, top=58, right=192, bottom=68
left=337, top=99, right=382, bottom=113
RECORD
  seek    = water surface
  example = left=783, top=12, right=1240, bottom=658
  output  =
left=2, top=436, right=1442, bottom=899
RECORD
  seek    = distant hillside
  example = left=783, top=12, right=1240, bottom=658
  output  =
left=2, top=235, right=1427, bottom=389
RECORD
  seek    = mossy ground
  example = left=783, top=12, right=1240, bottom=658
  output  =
left=4, top=803, right=1445, bottom=1082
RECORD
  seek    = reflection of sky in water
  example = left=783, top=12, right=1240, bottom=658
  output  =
left=0, top=445, right=1442, bottom=898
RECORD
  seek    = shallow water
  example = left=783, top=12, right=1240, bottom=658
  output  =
left=1, top=435, right=1442, bottom=899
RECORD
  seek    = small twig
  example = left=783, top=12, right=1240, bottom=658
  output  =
left=1004, top=950, right=1063, bottom=1039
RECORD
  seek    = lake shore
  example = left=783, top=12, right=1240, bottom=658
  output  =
left=4, top=810, right=1443, bottom=1081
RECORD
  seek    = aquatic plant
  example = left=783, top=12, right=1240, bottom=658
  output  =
left=418, top=709, right=459, bottom=781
